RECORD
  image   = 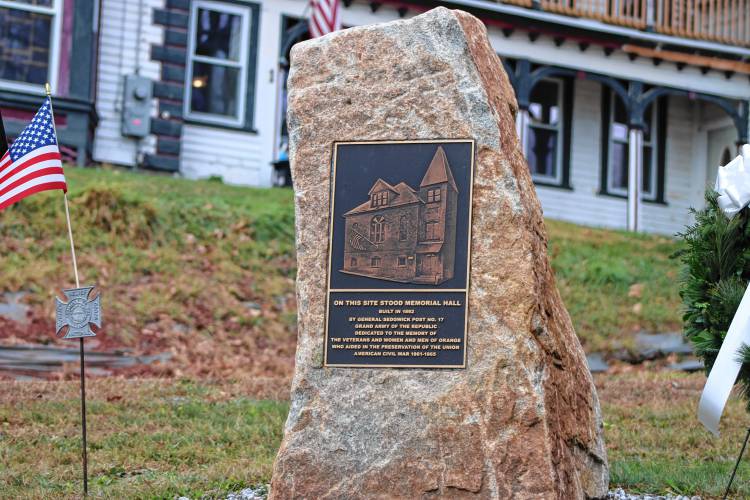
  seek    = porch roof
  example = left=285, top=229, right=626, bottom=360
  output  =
left=391, top=0, right=750, bottom=56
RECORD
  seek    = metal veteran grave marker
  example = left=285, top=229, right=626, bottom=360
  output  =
left=56, top=286, right=101, bottom=339
left=324, top=140, right=475, bottom=368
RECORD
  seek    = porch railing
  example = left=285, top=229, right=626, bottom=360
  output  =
left=502, top=0, right=750, bottom=46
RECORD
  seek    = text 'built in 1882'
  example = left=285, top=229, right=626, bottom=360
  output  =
left=324, top=140, right=475, bottom=368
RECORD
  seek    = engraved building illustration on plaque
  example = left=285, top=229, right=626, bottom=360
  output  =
left=341, top=146, right=458, bottom=285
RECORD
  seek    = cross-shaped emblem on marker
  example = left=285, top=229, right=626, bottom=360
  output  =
left=55, top=286, right=101, bottom=339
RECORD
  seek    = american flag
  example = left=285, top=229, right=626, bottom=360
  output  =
left=0, top=98, right=66, bottom=212
left=309, top=0, right=341, bottom=38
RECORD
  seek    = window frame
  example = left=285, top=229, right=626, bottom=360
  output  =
left=371, top=190, right=388, bottom=207
left=425, top=221, right=439, bottom=241
left=524, top=76, right=574, bottom=189
left=371, top=216, right=385, bottom=243
left=606, top=92, right=657, bottom=200
left=0, top=0, right=63, bottom=94
left=600, top=87, right=667, bottom=204
left=184, top=0, right=253, bottom=128
left=526, top=77, right=564, bottom=185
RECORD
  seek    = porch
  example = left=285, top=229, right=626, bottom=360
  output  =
left=509, top=69, right=746, bottom=234
left=501, top=0, right=750, bottom=46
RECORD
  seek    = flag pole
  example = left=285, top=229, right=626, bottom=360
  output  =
left=46, top=83, right=88, bottom=497
left=724, top=427, right=750, bottom=499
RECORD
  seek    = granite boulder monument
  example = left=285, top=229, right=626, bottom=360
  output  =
left=270, top=7, right=609, bottom=499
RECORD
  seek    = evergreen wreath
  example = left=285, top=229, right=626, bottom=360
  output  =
left=677, top=190, right=750, bottom=409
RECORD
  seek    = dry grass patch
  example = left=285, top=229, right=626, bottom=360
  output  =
left=598, top=369, right=750, bottom=497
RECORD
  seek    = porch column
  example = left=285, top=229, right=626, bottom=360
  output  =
left=627, top=127, right=644, bottom=232
left=512, top=59, right=532, bottom=157
left=625, top=81, right=646, bottom=232
left=516, top=107, right=530, bottom=155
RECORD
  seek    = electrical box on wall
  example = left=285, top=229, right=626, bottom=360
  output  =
left=121, top=75, right=152, bottom=138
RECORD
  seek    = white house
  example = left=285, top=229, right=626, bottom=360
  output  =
left=0, top=0, right=748, bottom=234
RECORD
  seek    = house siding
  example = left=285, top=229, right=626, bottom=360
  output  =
left=180, top=124, right=265, bottom=185
left=93, top=0, right=163, bottom=167
left=641, top=95, right=698, bottom=235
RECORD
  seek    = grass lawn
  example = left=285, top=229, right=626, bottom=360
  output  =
left=0, top=378, right=288, bottom=499
left=0, top=166, right=715, bottom=498
left=2, top=372, right=750, bottom=499
left=548, top=221, right=682, bottom=352
left=0, top=166, right=683, bottom=360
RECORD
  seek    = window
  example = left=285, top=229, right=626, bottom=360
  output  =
left=601, top=89, right=666, bottom=202
left=425, top=221, right=439, bottom=240
left=370, top=216, right=385, bottom=243
left=186, top=1, right=253, bottom=127
left=371, top=257, right=381, bottom=267
left=350, top=257, right=357, bottom=266
left=526, top=79, right=566, bottom=185
left=371, top=191, right=388, bottom=207
left=399, top=215, right=408, bottom=241
left=0, top=0, right=61, bottom=91
left=426, top=188, right=441, bottom=202
left=398, top=256, right=407, bottom=267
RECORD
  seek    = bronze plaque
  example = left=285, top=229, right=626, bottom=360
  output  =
left=324, top=140, right=475, bottom=368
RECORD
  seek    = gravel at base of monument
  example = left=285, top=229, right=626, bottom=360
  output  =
left=176, top=486, right=698, bottom=499
left=224, top=486, right=267, bottom=500
left=251, top=488, right=696, bottom=499
left=177, top=485, right=268, bottom=500
left=607, top=489, right=700, bottom=500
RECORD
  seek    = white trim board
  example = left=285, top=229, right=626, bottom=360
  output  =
left=184, top=0, right=252, bottom=127
left=0, top=0, right=62, bottom=94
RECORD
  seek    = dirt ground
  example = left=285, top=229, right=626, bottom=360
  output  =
left=0, top=274, right=299, bottom=382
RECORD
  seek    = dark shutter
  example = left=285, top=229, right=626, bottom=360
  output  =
left=0, top=108, right=7, bottom=158
left=655, top=96, right=668, bottom=204
left=561, top=76, right=574, bottom=189
left=599, top=87, right=611, bottom=195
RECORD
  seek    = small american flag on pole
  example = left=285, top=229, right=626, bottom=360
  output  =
left=0, top=98, right=66, bottom=211
left=309, top=0, right=341, bottom=38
